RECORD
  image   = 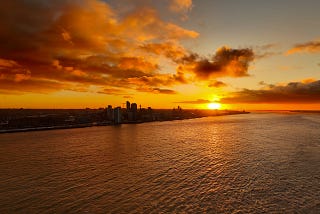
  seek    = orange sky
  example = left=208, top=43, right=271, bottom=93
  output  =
left=0, top=0, right=320, bottom=110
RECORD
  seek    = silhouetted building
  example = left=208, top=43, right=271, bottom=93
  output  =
left=130, top=103, right=138, bottom=121
left=126, top=101, right=130, bottom=111
left=114, top=107, right=122, bottom=124
left=131, top=103, right=137, bottom=111
left=106, top=105, right=114, bottom=121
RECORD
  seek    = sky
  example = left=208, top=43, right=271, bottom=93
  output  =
left=0, top=0, right=320, bottom=110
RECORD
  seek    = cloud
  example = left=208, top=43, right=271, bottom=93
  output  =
left=0, top=0, right=255, bottom=96
left=136, top=87, right=177, bottom=94
left=175, top=99, right=211, bottom=104
left=286, top=40, right=320, bottom=55
left=97, top=88, right=128, bottom=95
left=140, top=42, right=189, bottom=63
left=169, top=0, right=193, bottom=19
left=221, top=79, right=320, bottom=104
left=119, top=7, right=198, bottom=41
left=208, top=80, right=227, bottom=88
left=255, top=51, right=279, bottom=59
left=178, top=46, right=254, bottom=80
left=141, top=44, right=256, bottom=82
left=0, top=0, right=200, bottom=94
left=0, top=58, right=31, bottom=82
left=0, top=78, right=68, bottom=94
left=153, top=88, right=177, bottom=94
left=259, top=44, right=278, bottom=50
left=248, top=43, right=280, bottom=59
left=127, top=71, right=187, bottom=87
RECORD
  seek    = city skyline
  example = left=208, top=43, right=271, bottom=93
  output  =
left=1, top=0, right=320, bottom=110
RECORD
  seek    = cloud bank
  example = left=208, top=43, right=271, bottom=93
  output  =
left=0, top=0, right=254, bottom=96
left=221, top=79, right=320, bottom=104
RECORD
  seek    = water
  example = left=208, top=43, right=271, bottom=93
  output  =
left=0, top=113, right=319, bottom=213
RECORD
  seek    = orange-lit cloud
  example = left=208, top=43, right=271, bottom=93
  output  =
left=140, top=42, right=189, bottom=62
left=169, top=0, right=193, bottom=19
left=221, top=79, right=320, bottom=104
left=286, top=40, right=320, bottom=54
left=0, top=59, right=31, bottom=82
left=0, top=0, right=255, bottom=97
left=0, top=0, right=200, bottom=95
left=170, top=0, right=193, bottom=12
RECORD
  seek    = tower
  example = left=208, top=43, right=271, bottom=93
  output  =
left=126, top=101, right=130, bottom=111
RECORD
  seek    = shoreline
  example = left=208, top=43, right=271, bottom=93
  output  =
left=0, top=111, right=249, bottom=134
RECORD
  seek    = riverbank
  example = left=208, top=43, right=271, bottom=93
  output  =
left=0, top=110, right=249, bottom=134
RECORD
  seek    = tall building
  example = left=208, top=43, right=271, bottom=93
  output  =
left=106, top=105, right=113, bottom=121
left=131, top=103, right=138, bottom=121
left=131, top=103, right=137, bottom=111
left=126, top=101, right=130, bottom=111
left=114, top=107, right=122, bottom=124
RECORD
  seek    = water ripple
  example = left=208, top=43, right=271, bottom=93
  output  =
left=0, top=113, right=319, bottom=213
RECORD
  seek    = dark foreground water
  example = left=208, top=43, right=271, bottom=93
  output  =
left=0, top=113, right=319, bottom=213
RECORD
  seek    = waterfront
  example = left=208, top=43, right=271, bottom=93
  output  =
left=0, top=112, right=319, bottom=213
left=0, top=108, right=248, bottom=133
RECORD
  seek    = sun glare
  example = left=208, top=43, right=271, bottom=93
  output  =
left=208, top=102, right=221, bottom=110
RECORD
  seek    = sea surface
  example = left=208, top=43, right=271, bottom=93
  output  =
left=0, top=112, right=319, bottom=213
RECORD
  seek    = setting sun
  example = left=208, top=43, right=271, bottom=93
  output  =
left=208, top=102, right=221, bottom=109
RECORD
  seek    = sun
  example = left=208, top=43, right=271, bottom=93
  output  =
left=208, top=102, right=221, bottom=110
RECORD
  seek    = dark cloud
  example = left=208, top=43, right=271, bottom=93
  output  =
left=195, top=47, right=254, bottom=79
left=175, top=99, right=211, bottom=104
left=287, top=40, right=320, bottom=54
left=153, top=88, right=177, bottom=94
left=258, top=81, right=266, bottom=86
left=97, top=88, right=128, bottom=95
left=253, top=43, right=279, bottom=59
left=178, top=46, right=254, bottom=80
left=221, top=80, right=320, bottom=104
left=127, top=71, right=187, bottom=88
left=0, top=78, right=67, bottom=94
left=259, top=44, right=278, bottom=50
left=208, top=80, right=227, bottom=88
left=255, top=51, right=279, bottom=59
left=137, top=87, right=177, bottom=94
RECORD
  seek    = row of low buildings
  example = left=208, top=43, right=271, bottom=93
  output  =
left=0, top=102, right=189, bottom=130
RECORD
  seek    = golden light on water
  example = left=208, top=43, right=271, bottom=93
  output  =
left=208, top=102, right=221, bottom=110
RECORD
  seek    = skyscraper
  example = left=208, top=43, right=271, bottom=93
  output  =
left=114, top=107, right=122, bottom=124
left=131, top=103, right=138, bottom=121
left=126, top=101, right=130, bottom=111
left=106, top=105, right=114, bottom=121
left=131, top=103, right=137, bottom=111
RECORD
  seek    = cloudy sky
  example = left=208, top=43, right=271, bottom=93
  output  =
left=1, top=0, right=320, bottom=109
